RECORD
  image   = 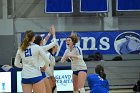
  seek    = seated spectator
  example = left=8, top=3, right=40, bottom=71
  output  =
left=87, top=65, right=109, bottom=93
left=112, top=56, right=123, bottom=61
left=93, top=52, right=103, bottom=61
left=83, top=55, right=93, bottom=61
left=83, top=52, right=103, bottom=61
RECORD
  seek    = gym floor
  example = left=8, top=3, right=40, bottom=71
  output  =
left=85, top=89, right=135, bottom=93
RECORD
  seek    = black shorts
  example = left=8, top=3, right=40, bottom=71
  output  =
left=73, top=70, right=87, bottom=76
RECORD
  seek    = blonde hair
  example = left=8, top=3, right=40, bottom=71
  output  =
left=69, top=32, right=79, bottom=45
left=20, top=30, right=34, bottom=51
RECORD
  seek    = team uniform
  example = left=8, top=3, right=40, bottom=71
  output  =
left=40, top=38, right=57, bottom=78
left=62, top=45, right=87, bottom=74
left=87, top=74, right=109, bottom=93
left=41, top=38, right=57, bottom=92
left=42, top=38, right=57, bottom=51
left=14, top=42, right=51, bottom=84
left=45, top=52, right=55, bottom=77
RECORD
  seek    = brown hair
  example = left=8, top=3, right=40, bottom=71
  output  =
left=20, top=30, right=34, bottom=51
left=95, top=65, right=106, bottom=79
left=34, top=35, right=42, bottom=45
left=68, top=32, right=79, bottom=45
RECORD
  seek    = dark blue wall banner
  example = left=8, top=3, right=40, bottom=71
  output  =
left=45, top=0, right=73, bottom=13
left=80, top=0, right=108, bottom=13
left=21, top=30, right=140, bottom=56
left=117, top=0, right=140, bottom=11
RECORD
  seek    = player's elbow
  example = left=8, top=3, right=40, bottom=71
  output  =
left=14, top=62, right=22, bottom=68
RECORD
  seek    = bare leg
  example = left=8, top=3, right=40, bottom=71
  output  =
left=43, top=77, right=52, bottom=93
left=73, top=74, right=78, bottom=92
left=78, top=71, right=87, bottom=93
left=33, top=79, right=46, bottom=93
left=22, top=84, right=33, bottom=93
left=49, top=78, right=53, bottom=89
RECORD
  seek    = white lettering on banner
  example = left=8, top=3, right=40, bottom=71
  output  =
left=55, top=38, right=66, bottom=56
left=32, top=34, right=110, bottom=56
left=81, top=37, right=97, bottom=50
left=55, top=36, right=110, bottom=56
left=100, top=37, right=110, bottom=50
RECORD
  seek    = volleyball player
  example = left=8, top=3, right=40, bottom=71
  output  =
left=87, top=65, right=109, bottom=93
left=34, top=25, right=57, bottom=93
left=61, top=32, right=87, bottom=93
left=14, top=30, right=51, bottom=93
left=46, top=44, right=58, bottom=93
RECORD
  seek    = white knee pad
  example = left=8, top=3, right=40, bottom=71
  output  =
left=79, top=88, right=85, bottom=93
left=73, top=91, right=79, bottom=93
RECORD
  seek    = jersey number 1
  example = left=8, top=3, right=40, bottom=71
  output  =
left=25, top=48, right=32, bottom=57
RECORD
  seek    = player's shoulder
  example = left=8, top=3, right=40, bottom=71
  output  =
left=73, top=45, right=81, bottom=49
left=32, top=43, right=39, bottom=47
left=73, top=45, right=78, bottom=48
left=88, top=74, right=98, bottom=76
left=46, top=51, right=51, bottom=56
left=30, top=43, right=41, bottom=49
left=88, top=74, right=98, bottom=79
left=65, top=48, right=69, bottom=51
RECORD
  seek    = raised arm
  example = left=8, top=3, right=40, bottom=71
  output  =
left=61, top=50, right=68, bottom=63
left=38, top=46, right=51, bottom=65
left=42, top=25, right=57, bottom=51
left=51, top=25, right=56, bottom=39
left=43, top=25, right=56, bottom=44
left=43, top=32, right=51, bottom=45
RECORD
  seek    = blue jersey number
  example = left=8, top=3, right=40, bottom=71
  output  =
left=25, top=48, right=32, bottom=57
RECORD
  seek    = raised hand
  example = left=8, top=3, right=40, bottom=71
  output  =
left=50, top=25, right=55, bottom=35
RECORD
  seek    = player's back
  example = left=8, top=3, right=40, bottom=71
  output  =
left=19, top=43, right=43, bottom=78
left=87, top=74, right=109, bottom=93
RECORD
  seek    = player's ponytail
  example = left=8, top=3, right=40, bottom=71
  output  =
left=95, top=65, right=106, bottom=79
left=20, top=30, right=34, bottom=51
left=69, top=32, right=79, bottom=45
left=99, top=70, right=106, bottom=80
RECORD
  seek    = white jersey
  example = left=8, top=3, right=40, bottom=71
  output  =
left=14, top=42, right=51, bottom=78
left=39, top=38, right=57, bottom=67
left=45, top=52, right=55, bottom=77
left=63, top=45, right=87, bottom=71
left=43, top=38, right=57, bottom=49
